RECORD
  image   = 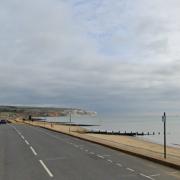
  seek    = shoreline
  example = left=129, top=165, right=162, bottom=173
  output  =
left=138, top=135, right=180, bottom=149
left=11, top=119, right=180, bottom=170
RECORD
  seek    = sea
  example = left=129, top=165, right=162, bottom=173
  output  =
left=45, top=115, right=180, bottom=148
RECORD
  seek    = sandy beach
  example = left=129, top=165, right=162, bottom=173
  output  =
left=11, top=119, right=180, bottom=168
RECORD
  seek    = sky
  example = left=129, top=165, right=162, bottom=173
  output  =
left=1, top=0, right=180, bottom=116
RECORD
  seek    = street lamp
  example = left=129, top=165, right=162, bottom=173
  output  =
left=162, top=112, right=167, bottom=159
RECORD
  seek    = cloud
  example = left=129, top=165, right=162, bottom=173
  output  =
left=0, top=0, right=180, bottom=115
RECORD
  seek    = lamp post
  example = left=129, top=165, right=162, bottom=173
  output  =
left=162, top=112, right=166, bottom=159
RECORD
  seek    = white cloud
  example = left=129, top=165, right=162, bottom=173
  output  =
left=1, top=0, right=180, bottom=114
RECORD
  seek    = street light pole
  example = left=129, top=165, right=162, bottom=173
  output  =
left=69, top=112, right=71, bottom=133
left=162, top=112, right=166, bottom=159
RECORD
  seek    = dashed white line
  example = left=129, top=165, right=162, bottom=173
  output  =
left=168, top=171, right=178, bottom=174
left=107, top=159, right=113, bottom=163
left=85, top=149, right=89, bottom=152
left=150, top=174, right=160, bottom=177
left=39, top=160, right=54, bottom=178
left=89, top=152, right=95, bottom=155
left=97, top=155, right=104, bottom=159
left=25, top=140, right=30, bottom=145
left=140, top=173, right=155, bottom=180
left=126, top=168, right=135, bottom=172
left=116, top=163, right=122, bottom=167
left=30, top=146, right=37, bottom=156
left=21, top=135, right=25, bottom=140
left=101, top=154, right=110, bottom=157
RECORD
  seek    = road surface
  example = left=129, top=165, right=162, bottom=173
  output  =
left=0, top=124, right=180, bottom=180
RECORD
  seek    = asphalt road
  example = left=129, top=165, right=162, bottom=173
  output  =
left=0, top=124, right=180, bottom=180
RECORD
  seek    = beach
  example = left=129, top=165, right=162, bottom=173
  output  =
left=46, top=115, right=180, bottom=148
left=11, top=118, right=180, bottom=169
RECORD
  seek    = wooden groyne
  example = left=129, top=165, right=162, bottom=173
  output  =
left=87, top=130, right=158, bottom=136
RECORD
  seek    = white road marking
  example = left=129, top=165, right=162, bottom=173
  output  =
left=97, top=155, right=104, bottom=159
left=31, top=127, right=66, bottom=142
left=74, top=144, right=79, bottom=148
left=9, top=124, right=22, bottom=137
left=21, top=135, right=25, bottom=139
left=168, top=171, right=178, bottom=174
left=78, top=145, right=84, bottom=147
left=150, top=174, right=160, bottom=177
left=116, top=163, right=122, bottom=167
left=25, top=140, right=30, bottom=145
left=89, top=152, right=95, bottom=155
left=126, top=168, right=135, bottom=172
left=30, top=146, right=37, bottom=156
left=85, top=149, right=88, bottom=152
left=101, top=154, right=110, bottom=157
left=39, top=160, right=54, bottom=178
left=140, top=173, right=155, bottom=180
left=107, top=159, right=113, bottom=163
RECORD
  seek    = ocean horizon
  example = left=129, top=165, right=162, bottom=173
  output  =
left=45, top=114, right=180, bottom=149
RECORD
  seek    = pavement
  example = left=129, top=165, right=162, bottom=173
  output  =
left=0, top=123, right=180, bottom=180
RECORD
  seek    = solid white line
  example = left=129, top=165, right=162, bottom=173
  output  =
left=140, top=173, right=155, bottom=180
left=39, top=160, right=54, bottom=178
left=126, top=168, right=135, bottom=172
left=25, top=140, right=30, bottom=145
left=116, top=163, right=122, bottom=167
left=30, top=146, right=37, bottom=156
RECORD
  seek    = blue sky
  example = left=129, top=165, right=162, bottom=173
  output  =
left=1, top=0, right=180, bottom=115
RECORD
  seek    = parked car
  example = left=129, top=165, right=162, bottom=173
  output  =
left=0, top=120, right=7, bottom=124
